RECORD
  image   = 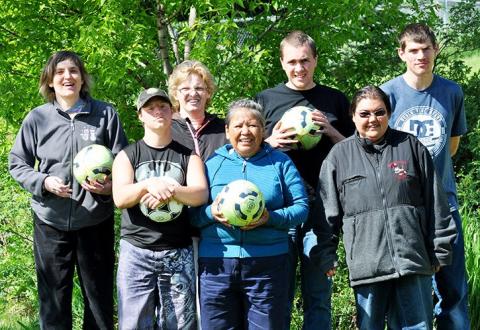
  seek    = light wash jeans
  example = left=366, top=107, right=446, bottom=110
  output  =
left=354, top=275, right=433, bottom=330
left=117, top=239, right=197, bottom=330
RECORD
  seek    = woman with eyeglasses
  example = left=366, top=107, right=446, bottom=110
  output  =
left=168, top=60, right=227, bottom=161
left=304, top=85, right=457, bottom=330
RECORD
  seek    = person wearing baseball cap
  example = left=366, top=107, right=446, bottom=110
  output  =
left=112, top=87, right=208, bottom=330
left=135, top=87, right=172, bottom=111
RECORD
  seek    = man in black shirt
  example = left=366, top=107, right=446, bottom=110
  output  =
left=255, top=31, right=354, bottom=330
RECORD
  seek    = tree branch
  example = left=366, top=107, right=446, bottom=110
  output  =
left=156, top=0, right=173, bottom=76
left=184, top=6, right=197, bottom=60
left=168, top=24, right=181, bottom=65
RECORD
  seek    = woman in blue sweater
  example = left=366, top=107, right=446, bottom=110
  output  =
left=192, top=99, right=309, bottom=329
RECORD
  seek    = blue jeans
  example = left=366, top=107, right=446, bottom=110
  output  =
left=354, top=275, right=433, bottom=330
left=433, top=210, right=470, bottom=330
left=286, top=227, right=332, bottom=330
left=198, top=254, right=288, bottom=330
left=117, top=240, right=196, bottom=330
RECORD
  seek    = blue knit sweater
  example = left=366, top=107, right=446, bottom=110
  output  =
left=192, top=143, right=309, bottom=258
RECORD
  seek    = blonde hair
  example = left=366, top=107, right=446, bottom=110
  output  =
left=168, top=60, right=216, bottom=112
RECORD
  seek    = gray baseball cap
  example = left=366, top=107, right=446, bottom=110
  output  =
left=136, top=88, right=171, bottom=111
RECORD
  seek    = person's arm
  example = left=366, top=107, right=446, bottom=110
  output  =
left=9, top=115, right=53, bottom=197
left=82, top=106, right=128, bottom=196
left=311, top=110, right=345, bottom=144
left=264, top=158, right=309, bottom=229
left=112, top=150, right=145, bottom=209
left=449, top=136, right=461, bottom=157
left=172, top=154, right=208, bottom=207
left=420, top=143, right=457, bottom=269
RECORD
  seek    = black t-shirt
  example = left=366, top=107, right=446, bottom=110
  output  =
left=120, top=139, right=194, bottom=250
left=171, top=113, right=227, bottom=162
left=255, top=83, right=354, bottom=190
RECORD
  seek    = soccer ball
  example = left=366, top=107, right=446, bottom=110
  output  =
left=140, top=198, right=184, bottom=223
left=217, top=179, right=265, bottom=227
left=73, top=144, right=114, bottom=184
left=280, top=106, right=322, bottom=150
left=140, top=177, right=184, bottom=222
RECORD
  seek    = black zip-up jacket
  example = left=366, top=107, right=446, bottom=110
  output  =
left=304, top=129, right=457, bottom=287
left=171, top=112, right=227, bottom=162
left=9, top=98, right=128, bottom=231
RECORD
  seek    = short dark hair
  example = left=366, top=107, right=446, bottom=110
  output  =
left=350, top=86, right=392, bottom=117
left=398, top=23, right=437, bottom=50
left=280, top=31, right=317, bottom=59
left=39, top=51, right=92, bottom=102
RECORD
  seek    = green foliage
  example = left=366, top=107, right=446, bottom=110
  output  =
left=1, top=0, right=480, bottom=328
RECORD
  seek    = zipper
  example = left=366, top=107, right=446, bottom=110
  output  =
left=240, top=158, right=247, bottom=257
left=350, top=217, right=356, bottom=260
left=374, top=150, right=399, bottom=274
left=68, top=117, right=75, bottom=230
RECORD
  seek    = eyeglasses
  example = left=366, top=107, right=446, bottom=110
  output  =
left=178, top=87, right=207, bottom=95
left=356, top=109, right=387, bottom=119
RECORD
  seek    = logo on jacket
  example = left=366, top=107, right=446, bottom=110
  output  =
left=388, top=161, right=408, bottom=180
left=392, top=106, right=446, bottom=158
left=80, top=127, right=97, bottom=142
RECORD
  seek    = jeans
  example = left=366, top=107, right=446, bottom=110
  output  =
left=433, top=210, right=470, bottom=330
left=33, top=215, right=114, bottom=330
left=285, top=227, right=332, bottom=330
left=117, top=240, right=196, bottom=330
left=354, top=275, right=433, bottom=330
left=198, top=254, right=288, bottom=330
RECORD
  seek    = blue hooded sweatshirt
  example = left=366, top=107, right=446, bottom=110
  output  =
left=192, top=143, right=309, bottom=258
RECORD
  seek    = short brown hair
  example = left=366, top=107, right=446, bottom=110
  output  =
left=398, top=23, right=437, bottom=50
left=168, top=60, right=216, bottom=112
left=39, top=51, right=92, bottom=102
left=280, top=31, right=317, bottom=59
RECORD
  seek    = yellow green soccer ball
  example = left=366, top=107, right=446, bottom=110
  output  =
left=280, top=106, right=322, bottom=150
left=218, top=179, right=265, bottom=227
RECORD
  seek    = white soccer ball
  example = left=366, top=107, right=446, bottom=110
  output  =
left=140, top=177, right=184, bottom=222
left=280, top=106, right=322, bottom=150
left=73, top=144, right=114, bottom=184
left=140, top=198, right=184, bottom=223
left=217, top=179, right=265, bottom=227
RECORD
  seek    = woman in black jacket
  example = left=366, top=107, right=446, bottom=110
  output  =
left=305, top=86, right=457, bottom=330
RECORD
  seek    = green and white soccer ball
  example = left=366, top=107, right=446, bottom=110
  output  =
left=73, top=144, right=114, bottom=184
left=218, top=179, right=265, bottom=227
left=140, top=177, right=184, bottom=223
left=280, top=106, right=322, bottom=150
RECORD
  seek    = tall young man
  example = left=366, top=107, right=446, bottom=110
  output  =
left=381, top=23, right=470, bottom=330
left=255, top=31, right=354, bottom=329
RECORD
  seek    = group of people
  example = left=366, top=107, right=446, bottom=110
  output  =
left=8, top=22, right=470, bottom=330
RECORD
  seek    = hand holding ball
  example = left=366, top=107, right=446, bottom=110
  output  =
left=279, top=106, right=322, bottom=150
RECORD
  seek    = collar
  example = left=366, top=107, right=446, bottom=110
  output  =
left=355, top=128, right=390, bottom=153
